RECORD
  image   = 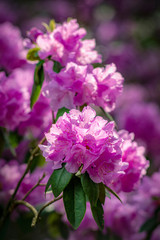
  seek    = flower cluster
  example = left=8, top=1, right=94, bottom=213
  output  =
left=104, top=170, right=160, bottom=240
left=27, top=19, right=101, bottom=66
left=113, top=130, right=149, bottom=192
left=0, top=14, right=153, bottom=236
left=0, top=70, right=31, bottom=130
left=0, top=22, right=26, bottom=72
left=0, top=67, right=52, bottom=136
left=115, top=88, right=160, bottom=167
left=43, top=61, right=124, bottom=112
left=40, top=106, right=148, bottom=191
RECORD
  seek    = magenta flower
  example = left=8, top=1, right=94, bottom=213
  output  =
left=43, top=61, right=124, bottom=112
left=104, top=170, right=160, bottom=240
left=116, top=102, right=160, bottom=166
left=90, top=63, right=124, bottom=112
left=113, top=130, right=149, bottom=192
left=0, top=70, right=31, bottom=130
left=40, top=106, right=127, bottom=187
left=0, top=160, right=52, bottom=206
left=0, top=67, right=52, bottom=135
left=0, top=22, right=26, bottom=72
left=27, top=19, right=101, bottom=65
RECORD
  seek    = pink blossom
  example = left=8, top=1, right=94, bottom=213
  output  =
left=0, top=22, right=26, bottom=72
left=27, top=19, right=101, bottom=65
left=113, top=130, right=149, bottom=192
left=0, top=70, right=31, bottom=130
left=116, top=102, right=160, bottom=166
left=40, top=106, right=127, bottom=187
left=0, top=160, right=52, bottom=206
left=89, top=63, right=124, bottom=112
left=18, top=94, right=52, bottom=138
left=0, top=67, right=52, bottom=135
left=104, top=170, right=160, bottom=240
left=43, top=61, right=124, bottom=112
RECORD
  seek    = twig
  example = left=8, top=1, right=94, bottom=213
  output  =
left=100, top=107, right=118, bottom=129
left=32, top=195, right=63, bottom=226
left=14, top=200, right=38, bottom=227
left=1, top=136, right=46, bottom=227
left=22, top=173, right=46, bottom=201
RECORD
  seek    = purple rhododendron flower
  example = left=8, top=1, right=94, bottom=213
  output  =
left=40, top=106, right=127, bottom=187
left=116, top=102, right=160, bottom=166
left=0, top=70, right=31, bottom=130
left=0, top=22, right=26, bottom=72
left=0, top=160, right=52, bottom=206
left=113, top=130, right=149, bottom=192
left=104, top=170, right=160, bottom=240
left=0, top=66, right=52, bottom=136
left=43, top=61, right=124, bottom=112
left=27, top=19, right=101, bottom=66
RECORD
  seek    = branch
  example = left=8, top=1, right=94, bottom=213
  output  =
left=14, top=200, right=38, bottom=227
left=22, top=173, right=46, bottom=201
left=1, top=136, right=46, bottom=226
left=32, top=195, right=63, bottom=226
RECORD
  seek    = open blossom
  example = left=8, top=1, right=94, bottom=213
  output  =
left=40, top=106, right=127, bottom=187
left=0, top=66, right=52, bottom=135
left=0, top=160, right=52, bottom=206
left=27, top=19, right=101, bottom=65
left=104, top=170, right=160, bottom=240
left=43, top=61, right=124, bottom=112
left=116, top=102, right=160, bottom=166
left=0, top=70, right=31, bottom=130
left=18, top=94, right=52, bottom=138
left=104, top=193, right=147, bottom=240
left=0, top=22, right=26, bottom=72
left=113, top=130, right=149, bottom=192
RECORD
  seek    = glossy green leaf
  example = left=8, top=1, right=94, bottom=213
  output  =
left=51, top=167, right=73, bottom=197
left=81, top=172, right=99, bottom=206
left=53, top=61, right=63, bottom=73
left=63, top=177, right=86, bottom=229
left=30, top=61, right=44, bottom=108
left=45, top=165, right=72, bottom=197
left=98, top=183, right=106, bottom=204
left=55, top=107, right=70, bottom=122
left=26, top=47, right=41, bottom=61
left=105, top=185, right=122, bottom=203
left=139, top=217, right=157, bottom=232
left=91, top=199, right=104, bottom=230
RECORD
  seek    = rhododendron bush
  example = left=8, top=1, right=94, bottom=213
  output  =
left=0, top=1, right=160, bottom=240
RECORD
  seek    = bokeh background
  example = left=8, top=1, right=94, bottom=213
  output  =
left=0, top=0, right=160, bottom=239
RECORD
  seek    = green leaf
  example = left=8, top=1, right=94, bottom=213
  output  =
left=45, top=165, right=72, bottom=197
left=105, top=189, right=111, bottom=200
left=49, top=20, right=56, bottom=32
left=53, top=61, right=63, bottom=73
left=51, top=167, right=73, bottom=197
left=26, top=47, right=41, bottom=61
left=30, top=60, right=44, bottom=108
left=98, top=183, right=106, bottom=204
left=55, top=107, right=70, bottom=122
left=63, top=177, right=86, bottom=229
left=42, top=19, right=56, bottom=32
left=139, top=217, right=157, bottom=232
left=91, top=199, right=104, bottom=230
left=105, top=185, right=122, bottom=203
left=81, top=172, right=99, bottom=206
